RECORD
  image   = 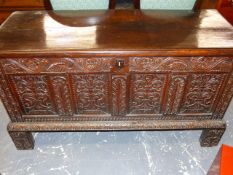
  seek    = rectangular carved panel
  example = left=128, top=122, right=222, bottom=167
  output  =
left=49, top=75, right=73, bottom=116
left=180, top=74, right=226, bottom=114
left=1, top=57, right=113, bottom=74
left=11, top=75, right=56, bottom=115
left=72, top=74, right=109, bottom=115
left=130, top=74, right=166, bottom=114
left=129, top=57, right=232, bottom=72
left=112, top=75, right=128, bottom=116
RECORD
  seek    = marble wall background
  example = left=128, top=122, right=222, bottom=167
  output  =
left=0, top=100, right=232, bottom=175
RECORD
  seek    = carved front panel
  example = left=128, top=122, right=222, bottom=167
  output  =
left=11, top=75, right=56, bottom=115
left=0, top=56, right=232, bottom=122
left=130, top=74, right=166, bottom=114
left=72, top=74, right=109, bottom=115
left=180, top=74, right=226, bottom=114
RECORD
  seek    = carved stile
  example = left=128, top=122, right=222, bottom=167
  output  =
left=0, top=68, right=23, bottom=122
left=165, top=75, right=187, bottom=115
left=50, top=75, right=73, bottom=116
left=112, top=75, right=127, bottom=116
left=213, top=72, right=233, bottom=119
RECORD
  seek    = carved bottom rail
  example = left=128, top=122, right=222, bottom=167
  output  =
left=7, top=120, right=226, bottom=149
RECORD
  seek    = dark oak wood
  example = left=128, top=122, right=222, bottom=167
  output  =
left=216, top=0, right=233, bottom=25
left=0, top=10, right=233, bottom=53
left=109, top=0, right=117, bottom=9
left=133, top=0, right=140, bottom=9
left=0, top=0, right=52, bottom=24
left=0, top=10, right=233, bottom=150
left=194, top=0, right=218, bottom=9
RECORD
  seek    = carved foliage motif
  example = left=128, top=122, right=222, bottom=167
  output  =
left=72, top=74, right=109, bottom=114
left=165, top=75, right=187, bottom=114
left=11, top=75, right=55, bottom=115
left=1, top=58, right=48, bottom=73
left=180, top=74, right=225, bottom=113
left=130, top=74, right=166, bottom=114
left=1, top=57, right=112, bottom=74
left=129, top=57, right=232, bottom=72
left=50, top=76, right=73, bottom=116
left=2, top=57, right=231, bottom=74
left=112, top=75, right=127, bottom=116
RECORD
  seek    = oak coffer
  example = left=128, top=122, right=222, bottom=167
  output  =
left=0, top=10, right=233, bottom=150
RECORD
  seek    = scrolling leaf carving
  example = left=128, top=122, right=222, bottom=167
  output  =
left=72, top=74, right=109, bottom=115
left=1, top=57, right=113, bottom=73
left=130, top=74, right=166, bottom=114
left=180, top=74, right=225, bottom=113
left=129, top=57, right=232, bottom=72
left=11, top=75, right=55, bottom=115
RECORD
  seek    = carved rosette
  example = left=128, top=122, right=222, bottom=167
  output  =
left=72, top=74, right=109, bottom=115
left=130, top=74, right=166, bottom=114
left=180, top=74, right=225, bottom=114
left=165, top=75, right=187, bottom=115
left=11, top=75, right=55, bottom=115
left=112, top=75, right=127, bottom=116
left=50, top=76, right=73, bottom=116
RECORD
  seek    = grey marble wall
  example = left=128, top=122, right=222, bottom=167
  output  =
left=0, top=100, right=232, bottom=175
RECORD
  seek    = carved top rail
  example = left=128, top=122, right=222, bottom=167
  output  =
left=0, top=57, right=232, bottom=74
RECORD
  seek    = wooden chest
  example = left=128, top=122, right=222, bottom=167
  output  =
left=0, top=10, right=232, bottom=150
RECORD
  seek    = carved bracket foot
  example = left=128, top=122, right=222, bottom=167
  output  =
left=8, top=131, right=34, bottom=150
left=200, top=128, right=226, bottom=147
